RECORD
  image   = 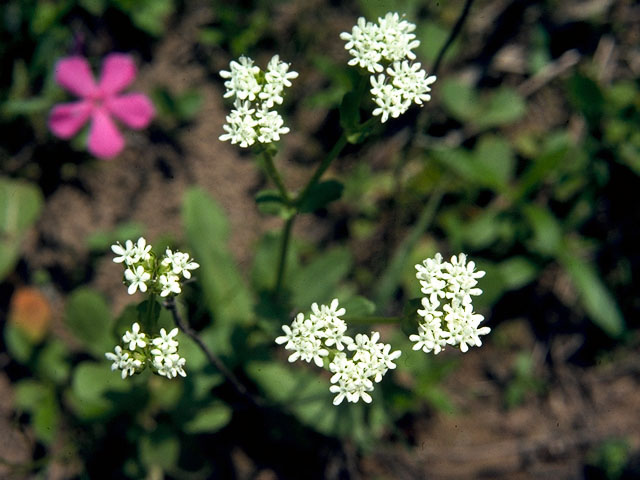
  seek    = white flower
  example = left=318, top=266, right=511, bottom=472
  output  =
left=105, top=345, right=129, bottom=370
left=257, top=110, right=289, bottom=143
left=124, top=265, right=151, bottom=294
left=105, top=345, right=142, bottom=379
left=342, top=12, right=435, bottom=123
left=161, top=249, right=199, bottom=279
left=277, top=300, right=400, bottom=405
left=122, top=322, right=147, bottom=350
left=411, top=253, right=490, bottom=354
left=220, top=55, right=296, bottom=147
left=159, top=274, right=181, bottom=297
left=220, top=56, right=261, bottom=101
left=151, top=328, right=179, bottom=355
left=132, top=237, right=152, bottom=262
left=111, top=240, right=136, bottom=265
left=377, top=12, right=420, bottom=61
left=153, top=351, right=187, bottom=379
left=219, top=108, right=258, bottom=147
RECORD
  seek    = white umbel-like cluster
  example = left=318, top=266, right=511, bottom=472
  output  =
left=106, top=323, right=187, bottom=379
left=411, top=253, right=490, bottom=354
left=111, top=237, right=199, bottom=298
left=219, top=55, right=298, bottom=148
left=340, top=12, right=436, bottom=123
left=276, top=299, right=401, bottom=405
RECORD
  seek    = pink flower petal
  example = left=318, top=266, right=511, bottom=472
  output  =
left=54, top=57, right=97, bottom=97
left=88, top=108, right=125, bottom=159
left=48, top=101, right=92, bottom=139
left=99, top=53, right=137, bottom=95
left=105, top=93, right=154, bottom=129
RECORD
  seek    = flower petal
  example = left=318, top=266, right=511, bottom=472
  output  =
left=48, top=101, right=92, bottom=139
left=105, top=93, right=154, bottom=129
left=99, top=53, right=136, bottom=95
left=54, top=57, right=97, bottom=97
left=88, top=108, right=124, bottom=159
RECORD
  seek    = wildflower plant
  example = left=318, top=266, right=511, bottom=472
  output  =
left=93, top=9, right=489, bottom=419
left=106, top=237, right=197, bottom=379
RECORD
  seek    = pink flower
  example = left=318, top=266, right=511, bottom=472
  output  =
left=49, top=53, right=154, bottom=159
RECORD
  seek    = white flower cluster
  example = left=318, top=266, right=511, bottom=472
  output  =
left=111, top=237, right=199, bottom=297
left=340, top=12, right=436, bottom=123
left=105, top=323, right=187, bottom=379
left=411, top=253, right=490, bottom=354
left=276, top=299, right=401, bottom=405
left=219, top=55, right=298, bottom=148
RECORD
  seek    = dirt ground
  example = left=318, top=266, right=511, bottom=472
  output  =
left=3, top=0, right=640, bottom=478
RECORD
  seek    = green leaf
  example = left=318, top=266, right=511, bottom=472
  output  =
left=339, top=90, right=361, bottom=132
left=498, top=257, right=539, bottom=290
left=0, top=177, right=43, bottom=281
left=65, top=288, right=113, bottom=357
left=440, top=79, right=478, bottom=122
left=475, top=87, right=526, bottom=129
left=113, top=0, right=174, bottom=36
left=247, top=361, right=356, bottom=437
left=298, top=180, right=344, bottom=213
left=289, top=247, right=353, bottom=307
left=523, top=205, right=563, bottom=256
left=566, top=74, right=604, bottom=125
left=139, top=427, right=179, bottom=470
left=14, top=380, right=59, bottom=444
left=559, top=247, right=625, bottom=338
left=341, top=296, right=376, bottom=317
left=183, top=402, right=232, bottom=434
left=4, top=323, right=34, bottom=363
left=34, top=339, right=70, bottom=384
left=474, top=135, right=515, bottom=189
left=69, top=361, right=132, bottom=419
left=183, top=187, right=252, bottom=321
left=255, top=189, right=293, bottom=218
left=79, top=0, right=106, bottom=15
left=357, top=0, right=420, bottom=22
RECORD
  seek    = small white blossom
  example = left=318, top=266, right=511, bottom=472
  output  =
left=153, top=351, right=187, bottom=379
left=151, top=328, right=180, bottom=355
left=159, top=274, right=181, bottom=297
left=122, top=322, right=147, bottom=350
left=105, top=345, right=129, bottom=371
left=411, top=253, right=490, bottom=354
left=111, top=240, right=136, bottom=265
left=220, top=55, right=297, bottom=147
left=341, top=12, right=435, bottom=123
left=220, top=56, right=261, bottom=101
left=105, top=345, right=142, bottom=379
left=133, top=237, right=152, bottom=262
left=277, top=299, right=400, bottom=405
left=124, top=265, right=151, bottom=295
left=257, top=110, right=289, bottom=143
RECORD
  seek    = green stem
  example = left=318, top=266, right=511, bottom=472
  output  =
left=295, top=133, right=348, bottom=206
left=274, top=215, right=295, bottom=297
left=342, top=316, right=403, bottom=325
left=262, top=149, right=291, bottom=203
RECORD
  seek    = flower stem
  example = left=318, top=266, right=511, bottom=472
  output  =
left=274, top=214, right=295, bottom=298
left=164, top=298, right=262, bottom=406
left=261, top=149, right=291, bottom=203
